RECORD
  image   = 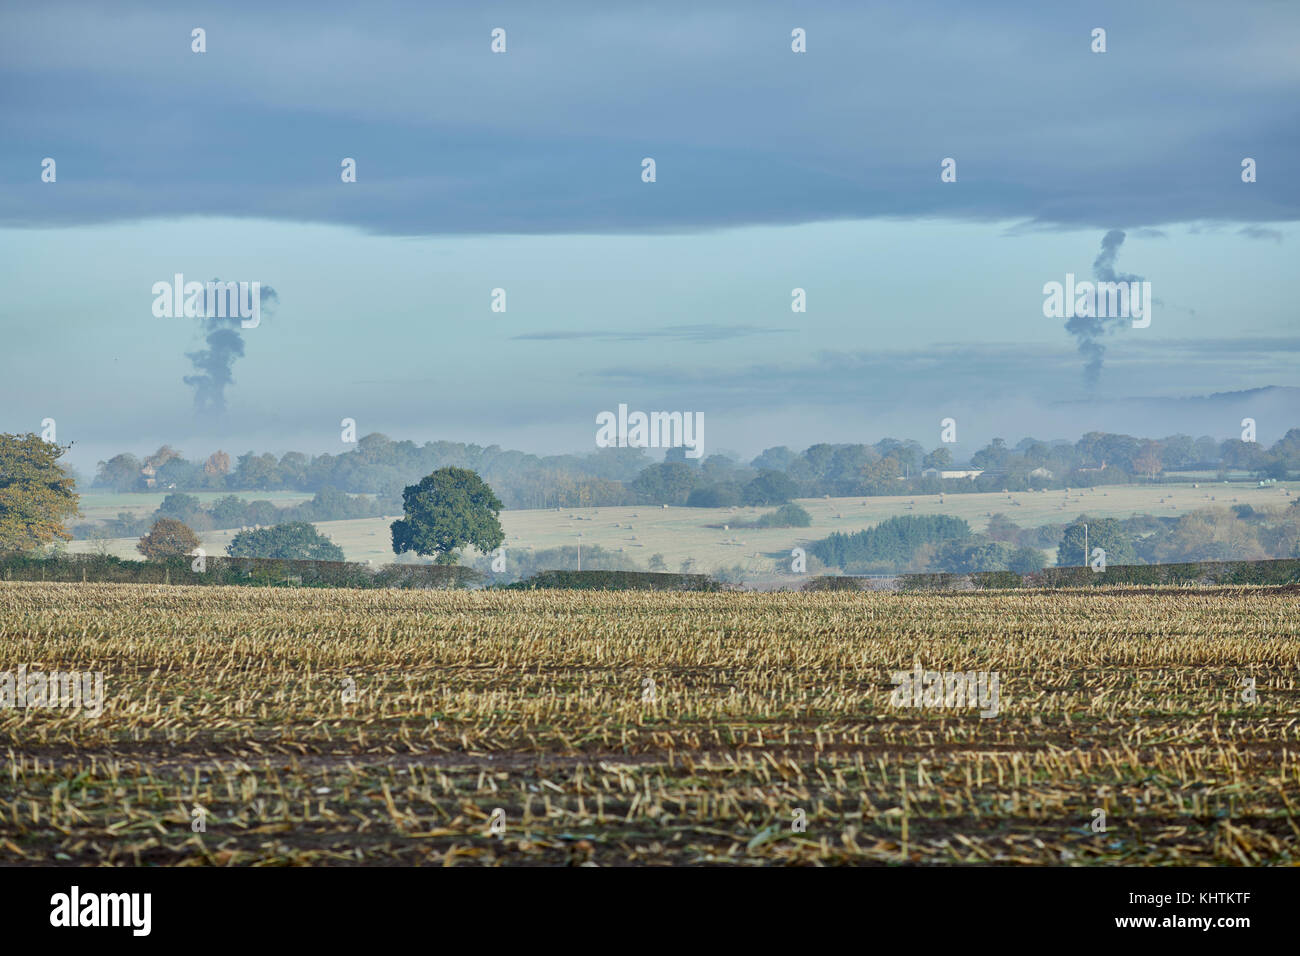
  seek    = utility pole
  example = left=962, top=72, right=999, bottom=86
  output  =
left=1082, top=523, right=1088, bottom=567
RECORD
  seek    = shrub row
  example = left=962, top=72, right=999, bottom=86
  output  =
left=1021, top=559, right=1300, bottom=588
left=801, top=576, right=874, bottom=592
left=503, top=570, right=725, bottom=591
left=802, top=559, right=1300, bottom=592
left=802, top=573, right=967, bottom=592
left=0, top=552, right=481, bottom=589
left=9, top=553, right=1296, bottom=592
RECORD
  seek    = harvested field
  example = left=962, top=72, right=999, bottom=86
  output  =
left=1, top=582, right=1298, bottom=866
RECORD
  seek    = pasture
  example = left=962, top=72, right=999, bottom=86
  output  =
left=68, top=480, right=1293, bottom=573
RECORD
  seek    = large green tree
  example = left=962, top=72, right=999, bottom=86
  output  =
left=232, top=451, right=282, bottom=490
left=742, top=469, right=799, bottom=506
left=0, top=433, right=80, bottom=552
left=630, top=461, right=698, bottom=505
left=156, top=492, right=205, bottom=524
left=390, top=467, right=504, bottom=564
left=1057, top=517, right=1137, bottom=568
left=922, top=446, right=953, bottom=470
left=93, top=452, right=143, bottom=491
left=226, top=521, right=345, bottom=561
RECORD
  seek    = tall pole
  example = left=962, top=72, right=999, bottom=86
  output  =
left=577, top=533, right=582, bottom=572
left=1083, top=523, right=1088, bottom=567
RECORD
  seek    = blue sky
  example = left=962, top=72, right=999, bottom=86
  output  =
left=1, top=1, right=1297, bottom=472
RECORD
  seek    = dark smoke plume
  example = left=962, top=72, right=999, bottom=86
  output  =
left=1066, top=230, right=1144, bottom=386
left=183, top=282, right=277, bottom=413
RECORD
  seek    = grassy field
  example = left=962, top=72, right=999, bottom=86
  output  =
left=68, top=480, right=1294, bottom=573
left=1, top=581, right=1297, bottom=866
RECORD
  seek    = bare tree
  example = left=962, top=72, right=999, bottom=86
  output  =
left=88, top=525, right=116, bottom=558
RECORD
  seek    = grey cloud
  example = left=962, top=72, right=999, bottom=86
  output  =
left=511, top=324, right=792, bottom=343
left=588, top=336, right=1300, bottom=413
left=1, top=1, right=1296, bottom=235
left=1239, top=225, right=1284, bottom=242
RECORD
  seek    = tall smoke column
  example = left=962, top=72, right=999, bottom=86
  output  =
left=1066, top=230, right=1144, bottom=386
left=183, top=282, right=277, bottom=413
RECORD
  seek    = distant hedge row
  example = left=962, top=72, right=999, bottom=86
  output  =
left=503, top=570, right=725, bottom=591
left=0, top=552, right=481, bottom=589
left=10, top=553, right=1296, bottom=593
left=1019, top=559, right=1300, bottom=589
left=802, top=558, right=1300, bottom=592
left=801, top=575, right=892, bottom=592
left=0, top=554, right=722, bottom=592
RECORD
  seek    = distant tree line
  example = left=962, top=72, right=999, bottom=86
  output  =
left=72, top=487, right=385, bottom=539
left=808, top=499, right=1300, bottom=573
left=810, top=514, right=1049, bottom=575
left=92, top=438, right=651, bottom=510
left=90, top=428, right=1300, bottom=512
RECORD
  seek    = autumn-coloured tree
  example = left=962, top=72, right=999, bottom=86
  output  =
left=204, top=450, right=231, bottom=476
left=137, top=518, right=201, bottom=561
left=145, top=445, right=181, bottom=470
left=0, top=433, right=80, bottom=552
left=860, top=455, right=902, bottom=487
left=1134, top=441, right=1164, bottom=481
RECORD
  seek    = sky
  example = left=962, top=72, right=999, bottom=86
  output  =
left=1, top=0, right=1297, bottom=474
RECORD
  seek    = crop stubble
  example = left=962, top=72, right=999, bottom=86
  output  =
left=1, top=582, right=1297, bottom=866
